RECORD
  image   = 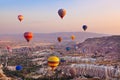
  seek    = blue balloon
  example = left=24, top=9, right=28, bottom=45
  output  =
left=60, top=59, right=66, bottom=63
left=82, top=25, right=87, bottom=31
left=66, top=47, right=71, bottom=51
left=16, top=65, right=22, bottom=71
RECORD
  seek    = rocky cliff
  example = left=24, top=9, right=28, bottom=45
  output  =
left=0, top=64, right=11, bottom=80
left=78, top=35, right=120, bottom=59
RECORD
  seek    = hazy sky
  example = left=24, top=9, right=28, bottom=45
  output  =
left=0, top=0, right=120, bottom=35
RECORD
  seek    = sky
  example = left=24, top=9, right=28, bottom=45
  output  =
left=0, top=0, right=120, bottom=35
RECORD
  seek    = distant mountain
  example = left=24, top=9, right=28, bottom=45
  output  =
left=0, top=32, right=109, bottom=42
left=77, top=35, right=120, bottom=59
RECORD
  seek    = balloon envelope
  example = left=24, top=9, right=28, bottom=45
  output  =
left=24, top=32, right=33, bottom=42
left=48, top=56, right=60, bottom=71
left=82, top=25, right=87, bottom=31
left=71, top=35, right=75, bottom=40
left=58, top=9, right=66, bottom=19
left=66, top=47, right=71, bottom=51
left=6, top=46, right=10, bottom=50
left=50, top=46, right=54, bottom=50
left=18, top=15, right=23, bottom=22
left=16, top=65, right=22, bottom=70
left=6, top=46, right=12, bottom=53
left=57, top=37, right=62, bottom=42
left=60, top=58, right=66, bottom=63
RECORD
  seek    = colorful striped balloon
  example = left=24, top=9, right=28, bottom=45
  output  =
left=48, top=56, right=60, bottom=71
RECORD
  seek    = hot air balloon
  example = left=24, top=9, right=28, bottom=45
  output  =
left=18, top=15, right=23, bottom=22
left=50, top=46, right=54, bottom=50
left=48, top=56, right=60, bottom=71
left=66, top=47, right=71, bottom=51
left=16, top=65, right=22, bottom=71
left=71, top=35, right=75, bottom=40
left=6, top=46, right=10, bottom=51
left=57, top=37, right=62, bottom=42
left=58, top=9, right=66, bottom=19
left=82, top=25, right=87, bottom=31
left=24, top=32, right=33, bottom=42
left=60, top=58, right=66, bottom=63
left=6, top=46, right=12, bottom=53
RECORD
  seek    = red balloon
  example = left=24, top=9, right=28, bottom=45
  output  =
left=6, top=46, right=12, bottom=53
left=7, top=46, right=10, bottom=50
left=24, top=32, right=33, bottom=42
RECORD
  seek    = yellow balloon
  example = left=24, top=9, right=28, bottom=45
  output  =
left=48, top=56, right=60, bottom=71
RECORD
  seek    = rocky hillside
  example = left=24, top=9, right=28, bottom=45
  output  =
left=78, top=35, right=120, bottom=59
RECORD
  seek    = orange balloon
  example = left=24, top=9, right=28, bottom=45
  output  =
left=18, top=15, right=23, bottom=22
left=57, top=37, right=62, bottom=42
left=24, top=32, right=33, bottom=42
left=71, top=35, right=75, bottom=40
left=58, top=9, right=66, bottom=19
